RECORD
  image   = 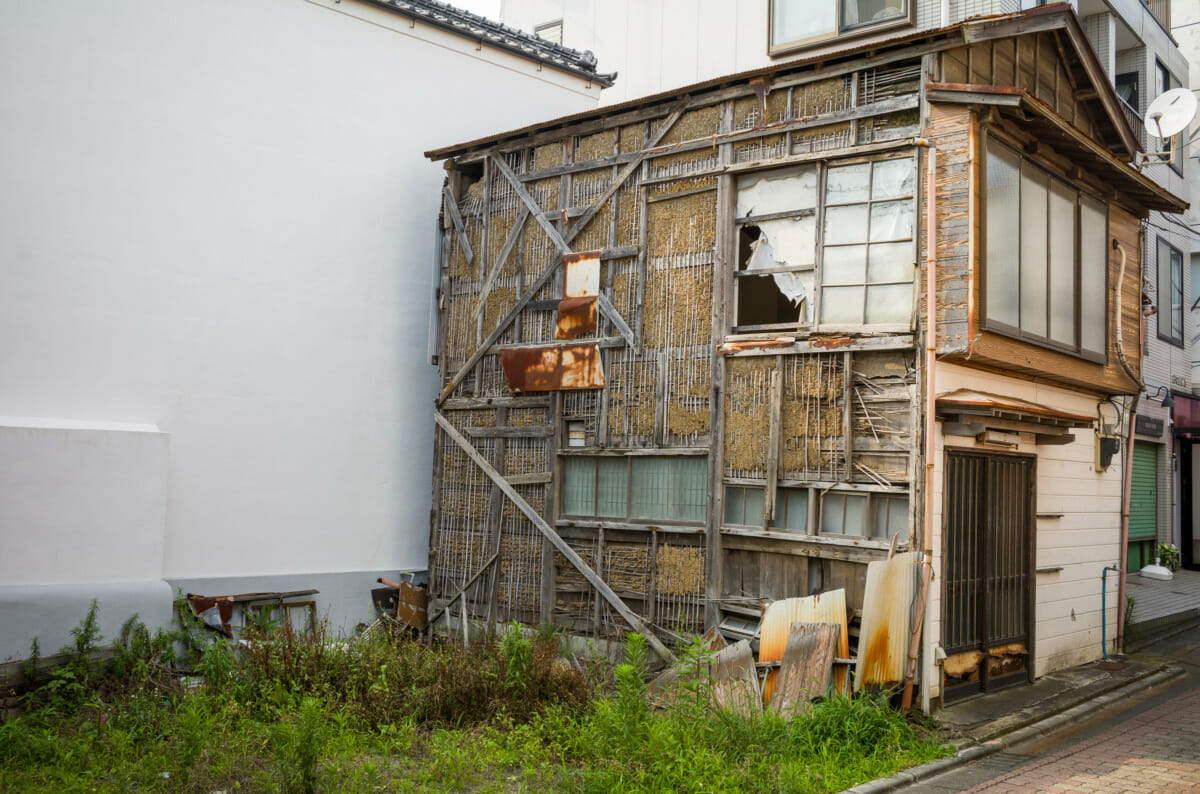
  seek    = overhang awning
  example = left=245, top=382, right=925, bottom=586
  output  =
left=925, top=82, right=1188, bottom=215
left=937, top=389, right=1095, bottom=445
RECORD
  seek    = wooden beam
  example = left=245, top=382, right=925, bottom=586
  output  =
left=434, top=411, right=677, bottom=663
left=463, top=425, right=552, bottom=439
left=473, top=206, right=530, bottom=320
left=563, top=96, right=691, bottom=243
left=764, top=363, right=782, bottom=526
left=442, top=185, right=474, bottom=266
left=489, top=154, right=572, bottom=254
left=597, top=293, right=637, bottom=352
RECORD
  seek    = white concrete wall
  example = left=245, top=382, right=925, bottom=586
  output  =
left=0, top=0, right=599, bottom=607
left=925, top=363, right=1123, bottom=699
left=499, top=0, right=1019, bottom=105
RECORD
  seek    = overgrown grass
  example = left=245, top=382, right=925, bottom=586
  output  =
left=0, top=607, right=950, bottom=792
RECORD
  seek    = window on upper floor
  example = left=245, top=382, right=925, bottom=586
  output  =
left=1154, top=61, right=1184, bottom=175
left=1157, top=237, right=1184, bottom=347
left=769, top=0, right=910, bottom=55
left=983, top=137, right=1108, bottom=362
left=562, top=455, right=707, bottom=523
left=733, top=153, right=916, bottom=332
left=534, top=19, right=563, bottom=45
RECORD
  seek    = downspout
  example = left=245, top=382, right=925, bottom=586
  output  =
left=1113, top=238, right=1142, bottom=653
left=902, top=141, right=935, bottom=713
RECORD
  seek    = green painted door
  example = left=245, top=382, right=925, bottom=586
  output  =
left=1128, top=442, right=1158, bottom=572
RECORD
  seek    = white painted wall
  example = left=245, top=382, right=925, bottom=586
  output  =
left=925, top=363, right=1123, bottom=698
left=0, top=0, right=599, bottom=599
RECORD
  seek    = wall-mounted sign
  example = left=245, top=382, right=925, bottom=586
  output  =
left=1135, top=415, right=1164, bottom=437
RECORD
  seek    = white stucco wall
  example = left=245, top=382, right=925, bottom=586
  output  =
left=924, top=363, right=1123, bottom=700
left=0, top=0, right=600, bottom=595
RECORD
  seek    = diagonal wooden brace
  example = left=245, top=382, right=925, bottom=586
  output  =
left=443, top=185, right=474, bottom=266
left=473, top=206, right=530, bottom=321
left=434, top=410, right=676, bottom=664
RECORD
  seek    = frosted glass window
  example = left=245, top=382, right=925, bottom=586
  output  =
left=1048, top=179, right=1077, bottom=347
left=1020, top=165, right=1048, bottom=338
left=771, top=0, right=835, bottom=47
left=562, top=457, right=595, bottom=516
left=723, top=486, right=765, bottom=525
left=1079, top=196, right=1107, bottom=356
left=871, top=157, right=915, bottom=199
left=843, top=0, right=906, bottom=29
left=867, top=242, right=913, bottom=282
left=869, top=200, right=914, bottom=242
left=986, top=138, right=1111, bottom=361
left=737, top=165, right=817, bottom=217
left=822, top=245, right=867, bottom=285
left=596, top=457, right=627, bottom=517
left=865, top=283, right=912, bottom=324
left=869, top=495, right=908, bottom=541
left=826, top=163, right=871, bottom=205
left=821, top=286, right=865, bottom=324
left=821, top=492, right=867, bottom=535
left=631, top=458, right=670, bottom=520
left=769, top=487, right=809, bottom=532
left=672, top=457, right=707, bottom=521
left=986, top=143, right=1020, bottom=328
left=824, top=204, right=869, bottom=244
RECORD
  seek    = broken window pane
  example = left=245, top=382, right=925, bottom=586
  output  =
left=738, top=274, right=805, bottom=325
left=865, top=283, right=912, bottom=324
left=986, top=144, right=1020, bottom=327
left=820, top=285, right=864, bottom=324
left=822, top=245, right=868, bottom=285
left=871, top=157, right=915, bottom=199
left=826, top=163, right=871, bottom=205
left=867, top=242, right=913, bottom=282
left=737, top=165, right=817, bottom=217
left=869, top=200, right=914, bottom=242
left=824, top=204, right=869, bottom=244
left=755, top=217, right=816, bottom=267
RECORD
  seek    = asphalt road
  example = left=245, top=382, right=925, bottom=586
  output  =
left=912, top=626, right=1200, bottom=794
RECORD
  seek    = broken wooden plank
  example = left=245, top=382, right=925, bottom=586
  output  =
left=760, top=589, right=850, bottom=702
left=769, top=622, right=840, bottom=715
left=442, top=185, right=474, bottom=266
left=433, top=411, right=676, bottom=663
left=427, top=551, right=498, bottom=626
left=709, top=639, right=762, bottom=716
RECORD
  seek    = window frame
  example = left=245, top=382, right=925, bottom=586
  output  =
left=1157, top=236, right=1185, bottom=347
left=767, top=0, right=914, bottom=57
left=720, top=481, right=908, bottom=545
left=980, top=133, right=1110, bottom=364
left=560, top=454, right=708, bottom=525
left=730, top=151, right=919, bottom=335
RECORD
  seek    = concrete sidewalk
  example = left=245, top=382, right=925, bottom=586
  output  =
left=842, top=621, right=1195, bottom=793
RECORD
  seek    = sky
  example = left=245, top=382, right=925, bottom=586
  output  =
left=457, top=0, right=503, bottom=22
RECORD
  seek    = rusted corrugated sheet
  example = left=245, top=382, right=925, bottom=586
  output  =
left=555, top=296, right=598, bottom=339
left=937, top=389, right=1095, bottom=425
left=759, top=589, right=849, bottom=705
left=854, top=551, right=919, bottom=692
left=563, top=252, right=601, bottom=298
left=498, top=343, right=605, bottom=391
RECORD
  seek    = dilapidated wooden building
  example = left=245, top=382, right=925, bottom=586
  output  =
left=423, top=5, right=1186, bottom=707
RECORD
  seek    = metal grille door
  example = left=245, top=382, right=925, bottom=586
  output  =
left=944, top=451, right=1034, bottom=697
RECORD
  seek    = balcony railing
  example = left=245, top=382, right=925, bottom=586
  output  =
left=1117, top=95, right=1146, bottom=150
left=1143, top=0, right=1171, bottom=35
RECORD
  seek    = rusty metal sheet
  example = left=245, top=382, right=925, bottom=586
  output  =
left=770, top=622, right=840, bottom=717
left=563, top=251, right=601, bottom=298
left=555, top=296, right=598, bottom=339
left=498, top=343, right=605, bottom=391
left=855, top=551, right=919, bottom=692
left=186, top=593, right=235, bottom=637
left=759, top=589, right=849, bottom=704
left=395, top=582, right=428, bottom=630
left=718, top=338, right=795, bottom=354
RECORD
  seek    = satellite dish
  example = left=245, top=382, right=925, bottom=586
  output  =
left=1145, top=87, right=1198, bottom=140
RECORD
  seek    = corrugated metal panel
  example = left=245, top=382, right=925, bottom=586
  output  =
left=854, top=551, right=919, bottom=691
left=1129, top=441, right=1158, bottom=541
left=758, top=589, right=848, bottom=704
